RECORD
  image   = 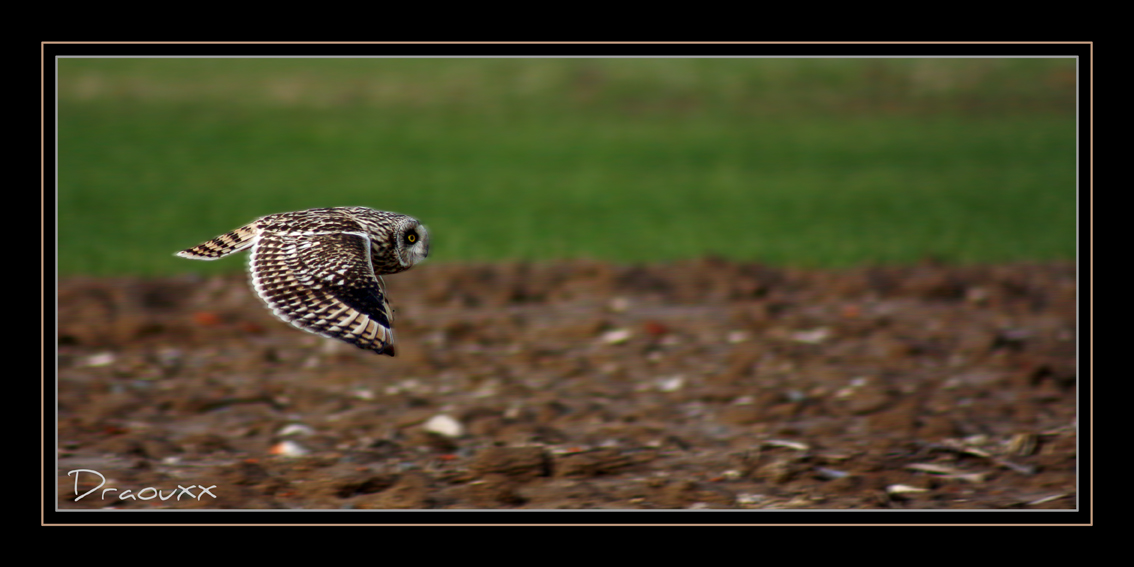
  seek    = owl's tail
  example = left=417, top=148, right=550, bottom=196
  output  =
left=176, top=223, right=259, bottom=260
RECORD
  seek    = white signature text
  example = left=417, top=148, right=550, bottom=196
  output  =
left=67, top=469, right=218, bottom=502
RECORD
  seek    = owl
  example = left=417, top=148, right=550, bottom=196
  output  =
left=176, top=207, right=430, bottom=356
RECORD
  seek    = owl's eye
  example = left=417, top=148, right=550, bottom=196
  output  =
left=405, top=232, right=417, bottom=244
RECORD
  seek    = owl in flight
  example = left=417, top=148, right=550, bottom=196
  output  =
left=177, top=207, right=430, bottom=356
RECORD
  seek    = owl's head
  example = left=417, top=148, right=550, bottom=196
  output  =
left=391, top=215, right=430, bottom=269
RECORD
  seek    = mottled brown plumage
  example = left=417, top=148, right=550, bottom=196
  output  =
left=177, top=207, right=430, bottom=356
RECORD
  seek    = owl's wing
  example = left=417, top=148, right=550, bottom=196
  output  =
left=249, top=230, right=397, bottom=356
left=177, top=222, right=260, bottom=260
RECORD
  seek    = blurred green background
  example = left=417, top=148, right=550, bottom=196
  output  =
left=56, top=58, right=1077, bottom=275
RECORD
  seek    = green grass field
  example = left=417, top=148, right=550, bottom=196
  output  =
left=56, top=58, right=1077, bottom=275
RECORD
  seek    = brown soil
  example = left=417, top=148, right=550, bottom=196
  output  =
left=56, top=259, right=1079, bottom=515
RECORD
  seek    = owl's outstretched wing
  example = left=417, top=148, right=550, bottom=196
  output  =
left=249, top=230, right=397, bottom=356
left=176, top=223, right=261, bottom=260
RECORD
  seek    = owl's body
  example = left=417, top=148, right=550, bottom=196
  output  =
left=177, top=207, right=430, bottom=356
